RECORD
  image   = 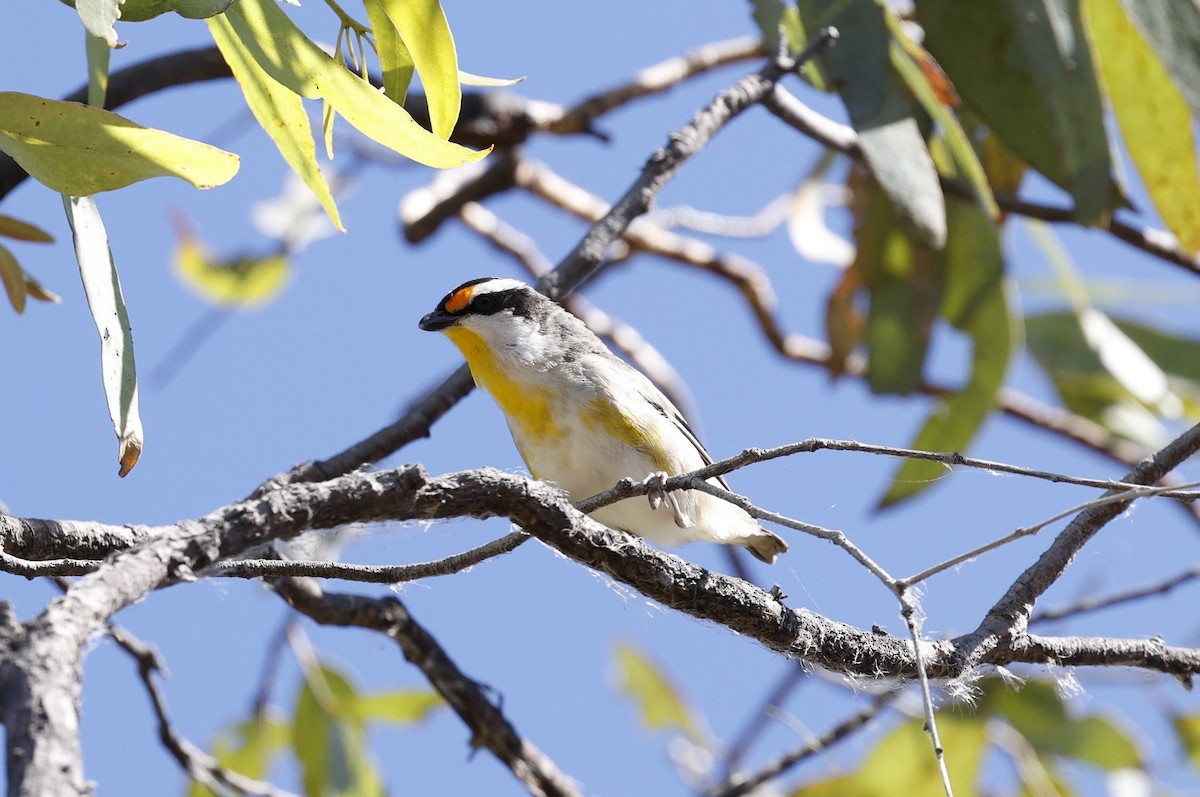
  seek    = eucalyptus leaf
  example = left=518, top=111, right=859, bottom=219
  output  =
left=222, top=0, right=486, bottom=169
left=0, top=92, right=239, bottom=195
left=62, top=195, right=143, bottom=477
left=208, top=12, right=343, bottom=230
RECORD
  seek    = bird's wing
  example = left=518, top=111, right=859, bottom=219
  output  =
left=590, top=352, right=735, bottom=490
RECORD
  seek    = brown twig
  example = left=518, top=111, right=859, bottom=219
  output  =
left=273, top=577, right=582, bottom=797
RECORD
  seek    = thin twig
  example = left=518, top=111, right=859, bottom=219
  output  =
left=108, top=624, right=299, bottom=797
left=274, top=576, right=583, bottom=797
left=901, top=481, right=1200, bottom=587
left=212, top=530, right=529, bottom=583
left=1031, top=565, right=1200, bottom=624
left=707, top=690, right=896, bottom=797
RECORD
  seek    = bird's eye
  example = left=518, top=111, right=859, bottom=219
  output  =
left=472, top=293, right=502, bottom=314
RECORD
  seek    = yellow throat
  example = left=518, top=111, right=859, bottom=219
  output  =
left=444, top=327, right=562, bottom=443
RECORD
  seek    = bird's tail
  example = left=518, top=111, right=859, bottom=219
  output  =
left=743, top=527, right=788, bottom=564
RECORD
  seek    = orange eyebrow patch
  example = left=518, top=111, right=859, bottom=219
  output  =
left=443, top=286, right=474, bottom=313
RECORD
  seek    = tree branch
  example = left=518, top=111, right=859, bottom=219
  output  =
left=272, top=577, right=582, bottom=797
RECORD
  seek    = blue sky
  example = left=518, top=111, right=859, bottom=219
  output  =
left=4, top=1, right=1200, bottom=795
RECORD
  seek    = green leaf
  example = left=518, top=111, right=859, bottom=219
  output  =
left=881, top=199, right=1014, bottom=507
left=0, top=92, right=239, bottom=196
left=293, top=664, right=383, bottom=797
left=62, top=195, right=143, bottom=477
left=207, top=13, right=343, bottom=231
left=810, top=0, right=946, bottom=247
left=987, top=680, right=1141, bottom=769
left=0, top=215, right=54, bottom=243
left=221, top=0, right=486, bottom=169
left=363, top=0, right=415, bottom=105
left=1084, top=0, right=1200, bottom=254
left=916, top=0, right=1116, bottom=224
left=372, top=0, right=460, bottom=139
left=1173, top=714, right=1200, bottom=772
left=854, top=177, right=937, bottom=395
left=0, top=243, right=27, bottom=314
left=751, top=0, right=816, bottom=82
left=353, top=690, right=442, bottom=724
left=614, top=642, right=700, bottom=742
left=791, top=714, right=986, bottom=796
left=884, top=13, right=998, bottom=220
left=174, top=233, right=289, bottom=307
left=190, top=713, right=290, bottom=796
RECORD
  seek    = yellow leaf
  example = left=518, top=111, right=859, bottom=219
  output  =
left=221, top=0, right=487, bottom=168
left=373, top=0, right=460, bottom=138
left=614, top=642, right=700, bottom=742
left=208, top=13, right=343, bottom=231
left=363, top=0, right=415, bottom=104
left=175, top=232, right=289, bottom=307
left=0, top=92, right=239, bottom=195
left=1084, top=0, right=1200, bottom=254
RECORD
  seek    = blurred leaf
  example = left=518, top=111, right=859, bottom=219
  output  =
left=980, top=130, right=1027, bottom=200
left=916, top=0, right=1115, bottom=224
left=1173, top=714, right=1200, bottom=772
left=751, top=0, right=812, bottom=76
left=791, top=714, right=986, bottom=796
left=222, top=0, right=485, bottom=168
left=190, top=714, right=290, bottom=797
left=987, top=680, right=1141, bottom=770
left=1084, top=0, right=1200, bottom=254
left=853, top=175, right=937, bottom=395
left=363, top=0, right=415, bottom=105
left=884, top=13, right=997, bottom=220
left=1119, top=0, right=1200, bottom=120
left=1025, top=312, right=1200, bottom=445
left=805, top=0, right=946, bottom=247
left=24, top=275, right=61, bottom=305
left=294, top=664, right=383, bottom=797
left=0, top=92, right=239, bottom=195
left=208, top=13, right=343, bottom=231
left=373, top=0, right=460, bottom=139
left=0, top=215, right=54, bottom=243
left=0, top=243, right=27, bottom=314
left=62, top=195, right=142, bottom=477
left=615, top=642, right=700, bottom=742
left=175, top=231, right=289, bottom=307
left=353, top=690, right=442, bottom=724
left=882, top=199, right=1013, bottom=507
left=824, top=266, right=864, bottom=379
left=459, top=70, right=525, bottom=87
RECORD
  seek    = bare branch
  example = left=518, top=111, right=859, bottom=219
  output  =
left=108, top=624, right=298, bottom=797
left=962, top=422, right=1200, bottom=671
left=548, top=36, right=766, bottom=136
left=1031, top=565, right=1200, bottom=624
left=272, top=577, right=582, bottom=797
left=707, top=690, right=896, bottom=797
left=211, top=530, right=529, bottom=583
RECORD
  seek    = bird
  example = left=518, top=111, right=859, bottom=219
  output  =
left=418, top=277, right=788, bottom=564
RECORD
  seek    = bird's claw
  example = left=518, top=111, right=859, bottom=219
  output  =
left=644, top=471, right=669, bottom=511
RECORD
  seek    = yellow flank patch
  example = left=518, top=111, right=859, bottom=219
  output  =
left=582, top=397, right=670, bottom=471
left=445, top=327, right=562, bottom=439
left=443, top=285, right=473, bottom=313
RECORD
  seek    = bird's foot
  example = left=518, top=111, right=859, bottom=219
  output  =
left=644, top=471, right=669, bottom=511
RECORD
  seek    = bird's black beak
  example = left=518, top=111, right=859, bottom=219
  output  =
left=418, top=309, right=457, bottom=331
